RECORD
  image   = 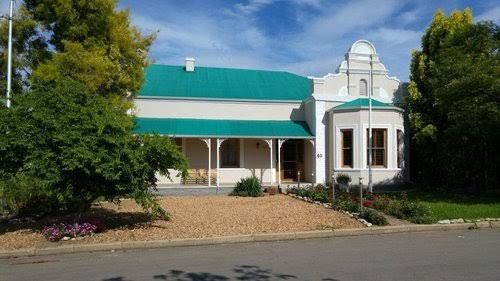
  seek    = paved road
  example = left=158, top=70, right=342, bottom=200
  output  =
left=1, top=229, right=499, bottom=281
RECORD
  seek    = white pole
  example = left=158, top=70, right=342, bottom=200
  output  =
left=359, top=177, right=364, bottom=213
left=207, top=139, right=211, bottom=188
left=368, top=54, right=373, bottom=192
left=6, top=0, right=14, bottom=108
left=270, top=139, right=273, bottom=185
left=216, top=139, right=220, bottom=190
left=278, top=139, right=281, bottom=186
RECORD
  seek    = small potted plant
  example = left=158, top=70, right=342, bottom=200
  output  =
left=336, top=173, right=352, bottom=191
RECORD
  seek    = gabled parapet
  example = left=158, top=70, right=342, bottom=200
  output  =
left=309, top=40, right=402, bottom=104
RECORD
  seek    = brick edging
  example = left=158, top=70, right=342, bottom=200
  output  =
left=1, top=221, right=498, bottom=259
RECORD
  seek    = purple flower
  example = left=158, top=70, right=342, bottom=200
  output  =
left=41, top=222, right=99, bottom=242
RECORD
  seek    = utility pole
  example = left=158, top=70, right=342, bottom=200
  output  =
left=5, top=0, right=14, bottom=108
left=368, top=54, right=373, bottom=192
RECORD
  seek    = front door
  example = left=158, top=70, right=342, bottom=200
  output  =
left=281, top=140, right=304, bottom=182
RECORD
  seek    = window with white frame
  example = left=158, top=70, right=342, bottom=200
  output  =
left=367, top=128, right=387, bottom=167
left=340, top=129, right=353, bottom=168
left=359, top=79, right=368, bottom=96
left=221, top=139, right=240, bottom=168
left=397, top=130, right=403, bottom=168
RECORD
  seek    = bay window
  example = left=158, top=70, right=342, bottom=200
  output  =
left=367, top=128, right=387, bottom=167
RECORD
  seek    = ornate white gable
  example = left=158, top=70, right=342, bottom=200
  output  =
left=310, top=39, right=401, bottom=103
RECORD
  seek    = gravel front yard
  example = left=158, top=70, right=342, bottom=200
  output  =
left=0, top=195, right=363, bottom=250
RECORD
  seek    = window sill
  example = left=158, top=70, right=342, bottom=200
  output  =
left=334, top=168, right=402, bottom=172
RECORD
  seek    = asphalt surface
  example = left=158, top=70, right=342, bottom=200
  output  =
left=1, top=229, right=499, bottom=281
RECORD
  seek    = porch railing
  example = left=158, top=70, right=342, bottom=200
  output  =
left=182, top=169, right=216, bottom=185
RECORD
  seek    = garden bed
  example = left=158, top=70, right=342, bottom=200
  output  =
left=0, top=195, right=363, bottom=250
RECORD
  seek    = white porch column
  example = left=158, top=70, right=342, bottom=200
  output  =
left=201, top=138, right=211, bottom=187
left=264, top=139, right=274, bottom=184
left=216, top=138, right=226, bottom=188
left=314, top=101, right=326, bottom=184
left=277, top=139, right=285, bottom=186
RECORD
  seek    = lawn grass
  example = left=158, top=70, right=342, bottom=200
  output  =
left=394, top=191, right=500, bottom=221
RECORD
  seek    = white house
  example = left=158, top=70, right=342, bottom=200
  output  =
left=134, top=40, right=408, bottom=188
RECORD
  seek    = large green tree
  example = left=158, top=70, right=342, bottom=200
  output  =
left=0, top=1, right=186, bottom=218
left=24, top=0, right=155, bottom=105
left=406, top=8, right=499, bottom=190
left=0, top=79, right=187, bottom=217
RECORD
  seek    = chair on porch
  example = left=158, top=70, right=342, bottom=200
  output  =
left=182, top=169, right=216, bottom=185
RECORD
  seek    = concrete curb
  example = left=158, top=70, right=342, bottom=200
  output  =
left=1, top=222, right=498, bottom=259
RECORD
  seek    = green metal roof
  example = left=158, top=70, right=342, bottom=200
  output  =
left=333, top=98, right=393, bottom=110
left=138, top=64, right=311, bottom=101
left=134, top=118, right=314, bottom=138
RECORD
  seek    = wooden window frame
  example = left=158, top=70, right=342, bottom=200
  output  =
left=340, top=129, right=353, bottom=168
left=367, top=128, right=387, bottom=168
left=396, top=130, right=403, bottom=169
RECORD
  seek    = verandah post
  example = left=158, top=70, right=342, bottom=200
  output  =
left=216, top=138, right=220, bottom=192
left=207, top=139, right=211, bottom=187
left=278, top=139, right=282, bottom=187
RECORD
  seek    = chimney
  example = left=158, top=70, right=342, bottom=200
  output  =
left=185, top=57, right=195, bottom=72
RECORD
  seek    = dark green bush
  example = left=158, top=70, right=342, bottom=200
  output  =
left=372, top=193, right=433, bottom=224
left=310, top=184, right=330, bottom=203
left=288, top=185, right=330, bottom=203
left=288, top=186, right=310, bottom=198
left=397, top=195, right=433, bottom=224
left=231, top=177, right=263, bottom=197
left=333, top=191, right=359, bottom=213
left=360, top=208, right=388, bottom=226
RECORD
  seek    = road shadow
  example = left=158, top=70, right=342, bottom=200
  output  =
left=102, top=265, right=308, bottom=281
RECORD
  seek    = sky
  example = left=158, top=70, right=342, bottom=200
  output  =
left=2, top=0, right=499, bottom=81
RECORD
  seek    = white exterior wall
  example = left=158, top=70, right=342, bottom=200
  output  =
left=156, top=170, right=183, bottom=185
left=135, top=99, right=304, bottom=121
left=313, top=101, right=326, bottom=184
left=329, top=109, right=406, bottom=185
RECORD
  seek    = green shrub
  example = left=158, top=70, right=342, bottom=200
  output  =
left=372, top=193, right=433, bottom=224
left=360, top=208, right=388, bottom=226
left=372, top=194, right=391, bottom=210
left=310, top=184, right=330, bottom=203
left=231, top=177, right=263, bottom=197
left=0, top=175, right=53, bottom=216
left=397, top=195, right=433, bottom=224
left=288, top=185, right=330, bottom=203
left=333, top=191, right=359, bottom=213
left=288, top=186, right=310, bottom=198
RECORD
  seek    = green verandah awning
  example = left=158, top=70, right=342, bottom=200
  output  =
left=134, top=118, right=314, bottom=139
